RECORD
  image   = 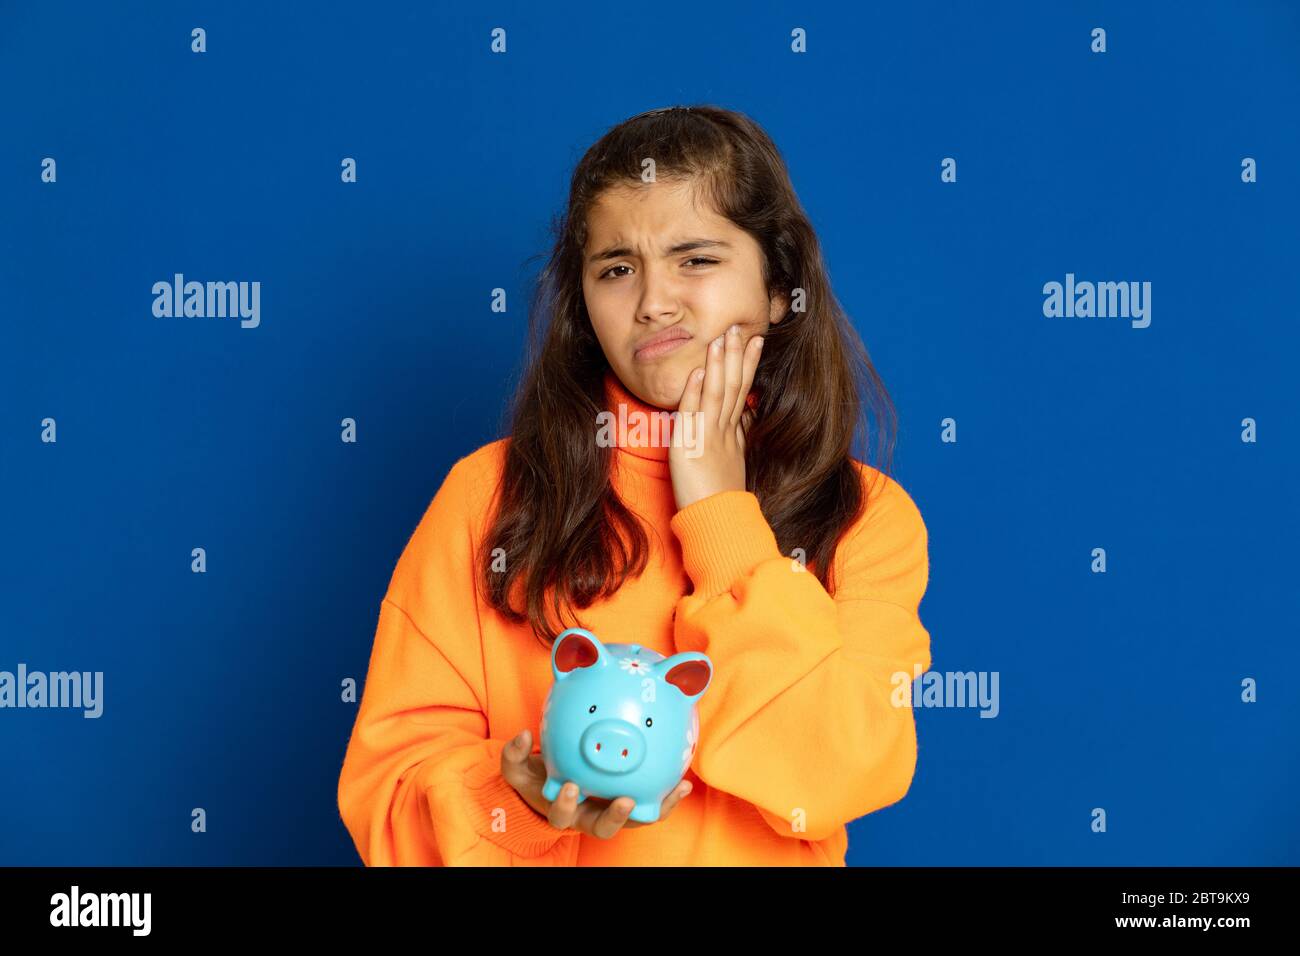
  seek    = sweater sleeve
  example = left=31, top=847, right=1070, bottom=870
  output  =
left=667, top=470, right=932, bottom=843
left=337, top=456, right=578, bottom=866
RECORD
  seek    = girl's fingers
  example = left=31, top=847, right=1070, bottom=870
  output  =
left=721, top=324, right=743, bottom=426
left=590, top=797, right=635, bottom=839
left=547, top=781, right=580, bottom=830
left=502, top=729, right=529, bottom=764
left=659, top=780, right=692, bottom=819
left=499, top=729, right=533, bottom=789
left=674, top=367, right=705, bottom=451
left=678, top=367, right=704, bottom=416
left=615, top=781, right=691, bottom=829
left=702, top=332, right=725, bottom=424
left=731, top=335, right=763, bottom=426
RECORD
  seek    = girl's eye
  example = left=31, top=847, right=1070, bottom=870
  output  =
left=588, top=704, right=597, bottom=714
left=597, top=258, right=718, bottom=280
left=645, top=717, right=653, bottom=728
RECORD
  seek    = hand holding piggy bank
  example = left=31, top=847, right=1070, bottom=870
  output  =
left=540, top=627, right=713, bottom=824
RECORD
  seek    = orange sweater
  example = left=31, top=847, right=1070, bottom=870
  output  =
left=337, top=369, right=932, bottom=866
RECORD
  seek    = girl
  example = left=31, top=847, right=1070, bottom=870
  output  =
left=337, top=105, right=932, bottom=866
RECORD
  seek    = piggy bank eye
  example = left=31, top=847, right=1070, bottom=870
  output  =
left=588, top=704, right=597, bottom=714
left=645, top=717, right=653, bottom=728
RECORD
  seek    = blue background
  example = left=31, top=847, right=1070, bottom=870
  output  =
left=2, top=0, right=1296, bottom=866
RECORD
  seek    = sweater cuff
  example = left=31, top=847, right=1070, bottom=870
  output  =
left=669, top=490, right=784, bottom=599
left=460, top=739, right=574, bottom=858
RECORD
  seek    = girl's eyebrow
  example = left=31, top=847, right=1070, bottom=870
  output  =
left=587, top=238, right=732, bottom=264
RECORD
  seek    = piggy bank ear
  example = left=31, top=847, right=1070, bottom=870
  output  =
left=658, top=652, right=712, bottom=701
left=552, top=627, right=608, bottom=681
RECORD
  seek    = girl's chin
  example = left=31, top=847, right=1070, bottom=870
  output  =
left=631, top=368, right=689, bottom=411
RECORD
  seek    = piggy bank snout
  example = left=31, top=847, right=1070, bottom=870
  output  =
left=579, top=719, right=646, bottom=775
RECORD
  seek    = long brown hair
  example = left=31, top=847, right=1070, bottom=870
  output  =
left=477, top=105, right=897, bottom=647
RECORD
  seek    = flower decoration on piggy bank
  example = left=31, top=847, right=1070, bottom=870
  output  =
left=540, top=627, right=713, bottom=823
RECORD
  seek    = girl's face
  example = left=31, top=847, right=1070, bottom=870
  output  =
left=582, top=178, right=787, bottom=410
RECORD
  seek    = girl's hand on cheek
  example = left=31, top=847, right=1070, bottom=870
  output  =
left=669, top=323, right=763, bottom=511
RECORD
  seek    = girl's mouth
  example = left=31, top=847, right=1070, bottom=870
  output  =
left=634, top=330, right=692, bottom=361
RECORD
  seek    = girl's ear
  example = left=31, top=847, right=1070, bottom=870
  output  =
left=552, top=628, right=608, bottom=681
left=768, top=289, right=789, bottom=325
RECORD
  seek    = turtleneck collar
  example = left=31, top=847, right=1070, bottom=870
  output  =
left=601, top=367, right=672, bottom=463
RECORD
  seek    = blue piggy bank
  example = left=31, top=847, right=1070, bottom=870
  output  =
left=540, top=627, right=713, bottom=823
